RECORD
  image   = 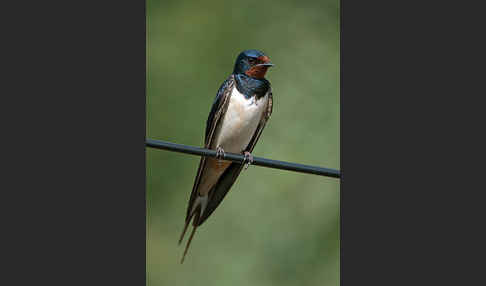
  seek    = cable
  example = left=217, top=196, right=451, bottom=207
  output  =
left=146, top=139, right=340, bottom=178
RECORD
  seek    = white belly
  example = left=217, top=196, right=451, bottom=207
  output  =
left=213, top=87, right=268, bottom=153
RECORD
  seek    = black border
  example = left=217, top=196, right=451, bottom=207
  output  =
left=342, top=1, right=482, bottom=285
left=4, top=1, right=146, bottom=284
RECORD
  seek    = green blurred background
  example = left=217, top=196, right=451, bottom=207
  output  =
left=147, top=0, right=340, bottom=285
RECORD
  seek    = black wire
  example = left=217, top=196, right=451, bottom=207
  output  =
left=146, top=139, right=341, bottom=178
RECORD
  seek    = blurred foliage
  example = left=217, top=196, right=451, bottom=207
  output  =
left=147, top=0, right=340, bottom=285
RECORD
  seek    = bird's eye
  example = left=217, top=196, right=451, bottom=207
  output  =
left=248, top=58, right=256, bottom=64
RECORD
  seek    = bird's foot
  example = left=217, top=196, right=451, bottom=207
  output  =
left=243, top=151, right=254, bottom=170
left=215, top=146, right=226, bottom=161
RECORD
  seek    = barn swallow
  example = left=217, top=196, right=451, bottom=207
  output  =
left=178, top=49, right=274, bottom=263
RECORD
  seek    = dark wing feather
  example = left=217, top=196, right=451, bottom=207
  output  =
left=197, top=89, right=273, bottom=225
left=205, top=77, right=233, bottom=144
left=184, top=75, right=235, bottom=220
left=245, top=89, right=273, bottom=153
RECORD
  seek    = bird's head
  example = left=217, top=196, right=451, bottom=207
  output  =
left=233, top=49, right=274, bottom=79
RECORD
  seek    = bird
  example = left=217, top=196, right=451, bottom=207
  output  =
left=178, top=49, right=274, bottom=263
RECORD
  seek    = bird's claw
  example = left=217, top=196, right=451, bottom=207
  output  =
left=215, top=146, right=225, bottom=161
left=243, top=151, right=254, bottom=170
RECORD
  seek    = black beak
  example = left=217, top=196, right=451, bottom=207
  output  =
left=256, top=63, right=274, bottom=67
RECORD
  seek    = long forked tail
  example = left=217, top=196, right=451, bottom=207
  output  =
left=178, top=204, right=202, bottom=264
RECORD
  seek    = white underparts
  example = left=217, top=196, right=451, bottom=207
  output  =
left=213, top=87, right=268, bottom=153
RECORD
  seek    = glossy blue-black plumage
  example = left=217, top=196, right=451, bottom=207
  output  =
left=234, top=73, right=270, bottom=99
left=233, top=49, right=266, bottom=74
